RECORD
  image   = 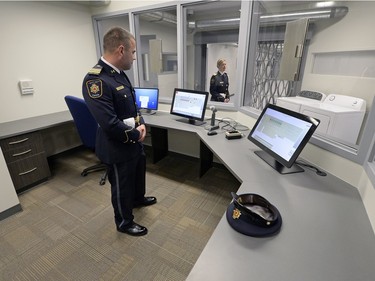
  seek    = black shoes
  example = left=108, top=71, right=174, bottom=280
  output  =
left=116, top=197, right=157, bottom=236
left=134, top=196, right=157, bottom=208
left=117, top=222, right=148, bottom=236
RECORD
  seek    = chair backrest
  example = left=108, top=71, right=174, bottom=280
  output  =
left=64, top=95, right=98, bottom=151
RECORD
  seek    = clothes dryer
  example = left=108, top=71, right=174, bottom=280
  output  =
left=299, top=94, right=366, bottom=144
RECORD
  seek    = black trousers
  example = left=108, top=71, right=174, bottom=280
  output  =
left=107, top=151, right=146, bottom=228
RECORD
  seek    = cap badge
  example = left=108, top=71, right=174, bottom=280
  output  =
left=232, top=208, right=241, bottom=219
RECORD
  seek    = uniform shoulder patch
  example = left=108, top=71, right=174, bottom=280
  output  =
left=86, top=79, right=103, bottom=99
left=88, top=64, right=103, bottom=75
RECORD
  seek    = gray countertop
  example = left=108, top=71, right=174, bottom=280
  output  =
left=144, top=112, right=375, bottom=281
left=0, top=111, right=72, bottom=139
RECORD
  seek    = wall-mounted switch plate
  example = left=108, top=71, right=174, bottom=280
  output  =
left=19, top=80, right=34, bottom=95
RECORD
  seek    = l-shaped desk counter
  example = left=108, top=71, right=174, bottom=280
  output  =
left=1, top=110, right=374, bottom=280
left=144, top=112, right=375, bottom=281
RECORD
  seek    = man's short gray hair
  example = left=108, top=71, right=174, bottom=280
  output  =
left=103, top=27, right=134, bottom=53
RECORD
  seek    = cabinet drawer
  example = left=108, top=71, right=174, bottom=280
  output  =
left=2, top=142, right=44, bottom=163
left=0, top=132, right=43, bottom=152
left=7, top=152, right=51, bottom=190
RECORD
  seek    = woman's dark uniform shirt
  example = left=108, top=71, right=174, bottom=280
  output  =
left=82, top=59, right=145, bottom=164
left=210, top=71, right=229, bottom=102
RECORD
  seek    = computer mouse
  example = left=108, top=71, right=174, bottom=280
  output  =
left=207, top=130, right=217, bottom=136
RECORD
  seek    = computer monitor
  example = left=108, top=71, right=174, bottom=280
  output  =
left=247, top=103, right=320, bottom=174
left=134, top=87, right=159, bottom=115
left=170, top=88, right=209, bottom=126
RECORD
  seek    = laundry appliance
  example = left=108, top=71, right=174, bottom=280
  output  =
left=277, top=93, right=366, bottom=145
left=300, top=95, right=366, bottom=144
left=276, top=90, right=326, bottom=112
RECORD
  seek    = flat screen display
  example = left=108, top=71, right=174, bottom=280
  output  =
left=170, top=88, right=209, bottom=126
left=248, top=103, right=320, bottom=174
left=134, top=87, right=159, bottom=114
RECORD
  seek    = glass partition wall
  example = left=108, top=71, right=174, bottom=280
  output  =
left=91, top=0, right=375, bottom=165
left=133, top=7, right=178, bottom=100
left=94, top=15, right=134, bottom=84
left=243, top=0, right=375, bottom=163
left=182, top=1, right=241, bottom=104
left=243, top=1, right=351, bottom=110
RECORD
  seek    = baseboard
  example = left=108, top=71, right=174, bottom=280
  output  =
left=0, top=204, right=22, bottom=222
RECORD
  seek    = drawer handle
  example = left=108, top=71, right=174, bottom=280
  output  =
left=19, top=167, right=37, bottom=176
left=9, top=138, right=29, bottom=145
left=12, top=149, right=32, bottom=157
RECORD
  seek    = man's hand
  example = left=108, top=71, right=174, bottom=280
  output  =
left=136, top=124, right=146, bottom=142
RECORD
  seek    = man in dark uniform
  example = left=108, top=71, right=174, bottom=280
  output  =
left=82, top=27, right=156, bottom=236
left=209, top=59, right=230, bottom=103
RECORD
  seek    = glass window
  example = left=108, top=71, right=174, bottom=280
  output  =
left=244, top=1, right=310, bottom=110
left=182, top=1, right=241, bottom=104
left=133, top=7, right=178, bottom=100
left=93, top=15, right=134, bottom=84
left=243, top=0, right=375, bottom=159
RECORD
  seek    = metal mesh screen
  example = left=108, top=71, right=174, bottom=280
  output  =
left=251, top=42, right=296, bottom=110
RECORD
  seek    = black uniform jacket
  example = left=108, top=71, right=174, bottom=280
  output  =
left=82, top=59, right=145, bottom=164
left=209, top=71, right=229, bottom=102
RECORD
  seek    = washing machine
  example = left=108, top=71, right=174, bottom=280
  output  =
left=276, top=91, right=326, bottom=112
left=299, top=94, right=366, bottom=144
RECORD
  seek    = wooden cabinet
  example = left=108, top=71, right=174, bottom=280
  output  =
left=0, top=131, right=51, bottom=192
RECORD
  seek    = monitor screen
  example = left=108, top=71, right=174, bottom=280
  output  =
left=170, top=88, right=209, bottom=126
left=247, top=103, right=320, bottom=174
left=134, top=87, right=159, bottom=114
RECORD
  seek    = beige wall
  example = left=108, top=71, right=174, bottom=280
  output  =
left=0, top=1, right=97, bottom=123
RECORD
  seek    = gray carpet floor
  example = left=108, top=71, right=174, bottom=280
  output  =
left=0, top=147, right=240, bottom=281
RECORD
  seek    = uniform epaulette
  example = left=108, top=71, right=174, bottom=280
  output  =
left=88, top=64, right=103, bottom=75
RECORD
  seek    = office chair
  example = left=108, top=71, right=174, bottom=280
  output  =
left=64, top=95, right=107, bottom=185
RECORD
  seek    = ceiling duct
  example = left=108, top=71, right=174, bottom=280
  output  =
left=188, top=18, right=240, bottom=30
left=188, top=6, right=348, bottom=31
left=260, top=6, right=348, bottom=25
left=140, top=11, right=177, bottom=25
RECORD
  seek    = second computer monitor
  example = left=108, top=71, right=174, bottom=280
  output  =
left=170, top=88, right=209, bottom=126
left=134, top=87, right=159, bottom=114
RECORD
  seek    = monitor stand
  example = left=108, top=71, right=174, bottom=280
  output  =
left=254, top=150, right=304, bottom=174
left=176, top=118, right=206, bottom=126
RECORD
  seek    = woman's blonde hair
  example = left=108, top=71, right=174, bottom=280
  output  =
left=217, top=59, right=226, bottom=68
